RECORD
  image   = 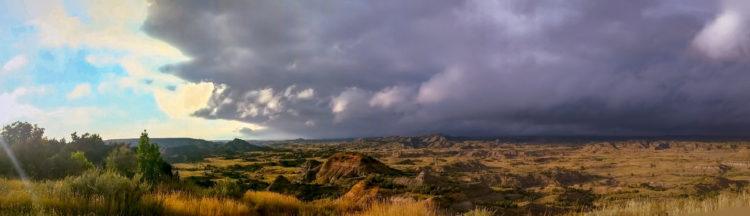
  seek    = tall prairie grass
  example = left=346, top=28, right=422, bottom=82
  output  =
left=579, top=192, right=750, bottom=216
left=155, top=192, right=250, bottom=216
left=243, top=191, right=307, bottom=215
left=348, top=197, right=438, bottom=216
left=0, top=173, right=441, bottom=216
left=0, top=171, right=161, bottom=215
left=9, top=172, right=750, bottom=216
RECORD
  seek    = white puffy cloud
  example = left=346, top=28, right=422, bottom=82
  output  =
left=153, top=82, right=215, bottom=118
left=149, top=82, right=264, bottom=138
left=1, top=55, right=28, bottom=74
left=0, top=88, right=43, bottom=125
left=296, top=88, right=315, bottom=100
left=237, top=88, right=284, bottom=118
left=234, top=86, right=317, bottom=119
left=67, top=83, right=93, bottom=100
left=282, top=85, right=315, bottom=100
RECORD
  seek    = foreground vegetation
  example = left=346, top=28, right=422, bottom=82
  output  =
left=3, top=171, right=750, bottom=216
left=580, top=192, right=750, bottom=216
left=3, top=121, right=750, bottom=215
left=0, top=171, right=438, bottom=216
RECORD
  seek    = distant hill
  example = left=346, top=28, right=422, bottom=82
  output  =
left=105, top=138, right=220, bottom=148
left=349, top=133, right=455, bottom=148
left=221, top=138, right=270, bottom=153
left=106, top=138, right=222, bottom=163
left=106, top=138, right=271, bottom=163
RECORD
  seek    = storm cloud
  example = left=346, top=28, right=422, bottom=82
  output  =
left=143, top=0, right=750, bottom=138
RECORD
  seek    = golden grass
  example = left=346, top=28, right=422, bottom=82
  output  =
left=580, top=192, right=750, bottom=216
left=461, top=207, right=496, bottom=216
left=0, top=175, right=442, bottom=216
left=0, top=174, right=161, bottom=215
left=155, top=192, right=251, bottom=216
left=243, top=191, right=306, bottom=215
left=348, top=197, right=438, bottom=216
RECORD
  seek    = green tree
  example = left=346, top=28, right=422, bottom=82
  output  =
left=1, top=121, right=54, bottom=178
left=136, top=131, right=173, bottom=183
left=70, top=151, right=95, bottom=172
left=67, top=132, right=111, bottom=165
left=105, top=144, right=137, bottom=177
left=1, top=122, right=108, bottom=179
left=1, top=121, right=44, bottom=146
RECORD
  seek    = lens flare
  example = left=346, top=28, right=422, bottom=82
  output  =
left=0, top=139, right=37, bottom=202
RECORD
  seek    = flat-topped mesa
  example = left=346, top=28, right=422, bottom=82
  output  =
left=315, top=152, right=401, bottom=184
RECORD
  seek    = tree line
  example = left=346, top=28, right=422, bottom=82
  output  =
left=0, top=121, right=174, bottom=183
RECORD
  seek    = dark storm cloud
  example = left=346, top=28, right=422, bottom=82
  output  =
left=143, top=0, right=750, bottom=138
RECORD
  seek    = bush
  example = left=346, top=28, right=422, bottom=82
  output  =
left=0, top=171, right=161, bottom=215
left=105, top=144, right=137, bottom=177
left=57, top=170, right=157, bottom=215
left=70, top=151, right=95, bottom=172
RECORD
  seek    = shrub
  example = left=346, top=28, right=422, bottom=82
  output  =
left=70, top=151, right=95, bottom=172
left=105, top=144, right=137, bottom=177
left=0, top=171, right=161, bottom=215
left=56, top=170, right=157, bottom=215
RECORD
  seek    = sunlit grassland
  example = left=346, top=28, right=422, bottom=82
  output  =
left=0, top=172, right=440, bottom=216
left=577, top=192, right=750, bottom=216
left=155, top=192, right=250, bottom=216
left=0, top=172, right=160, bottom=216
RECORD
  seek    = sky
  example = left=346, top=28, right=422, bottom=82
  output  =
left=1, top=0, right=750, bottom=140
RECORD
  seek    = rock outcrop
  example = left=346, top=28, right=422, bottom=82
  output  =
left=315, top=152, right=401, bottom=184
left=300, top=159, right=322, bottom=183
left=339, top=180, right=383, bottom=203
left=421, top=134, right=451, bottom=148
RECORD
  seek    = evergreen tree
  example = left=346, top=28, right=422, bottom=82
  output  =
left=135, top=131, right=173, bottom=183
